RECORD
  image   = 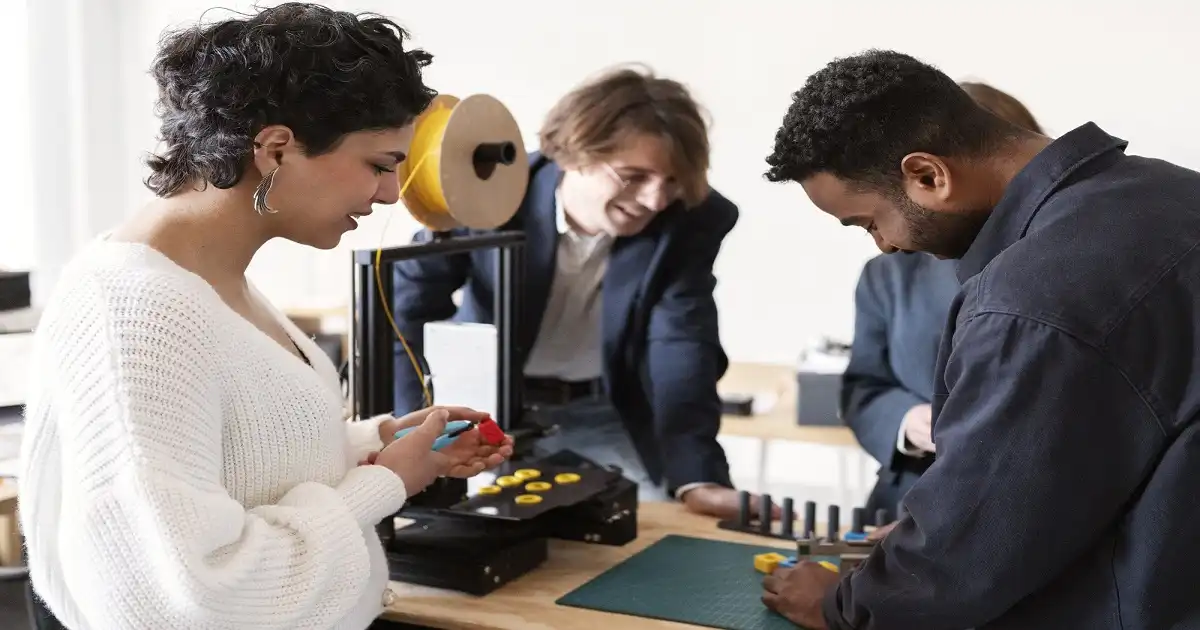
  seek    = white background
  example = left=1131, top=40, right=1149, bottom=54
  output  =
left=19, top=0, right=1200, bottom=366
left=11, top=0, right=1200, bottom=505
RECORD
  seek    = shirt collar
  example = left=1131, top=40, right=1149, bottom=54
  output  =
left=554, top=188, right=571, bottom=235
left=554, top=183, right=612, bottom=246
left=957, top=122, right=1129, bottom=283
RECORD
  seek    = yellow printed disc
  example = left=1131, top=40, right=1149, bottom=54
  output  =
left=514, top=468, right=541, bottom=480
left=525, top=481, right=552, bottom=492
left=554, top=472, right=581, bottom=484
left=495, top=475, right=520, bottom=487
left=514, top=494, right=542, bottom=505
left=477, top=485, right=501, bottom=495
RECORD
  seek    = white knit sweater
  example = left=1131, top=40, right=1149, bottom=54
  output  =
left=19, top=239, right=408, bottom=630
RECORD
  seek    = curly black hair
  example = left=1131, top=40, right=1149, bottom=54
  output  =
left=764, top=49, right=1021, bottom=191
left=145, top=2, right=437, bottom=197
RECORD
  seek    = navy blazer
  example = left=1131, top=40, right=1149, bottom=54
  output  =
left=842, top=252, right=959, bottom=515
left=827, top=124, right=1200, bottom=628
left=390, top=153, right=737, bottom=493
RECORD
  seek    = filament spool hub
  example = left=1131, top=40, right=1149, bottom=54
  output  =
left=397, top=94, right=529, bottom=231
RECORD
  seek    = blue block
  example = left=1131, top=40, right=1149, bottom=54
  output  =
left=393, top=420, right=474, bottom=451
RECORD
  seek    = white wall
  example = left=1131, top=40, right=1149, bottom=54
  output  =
left=25, top=0, right=1200, bottom=364
left=1, top=0, right=33, bottom=271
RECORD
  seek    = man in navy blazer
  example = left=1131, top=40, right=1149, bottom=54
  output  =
left=390, top=67, right=758, bottom=519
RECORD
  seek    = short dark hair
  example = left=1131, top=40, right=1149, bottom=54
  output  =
left=145, top=2, right=437, bottom=197
left=764, top=50, right=1023, bottom=191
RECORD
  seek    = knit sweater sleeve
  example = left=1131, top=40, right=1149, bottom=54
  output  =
left=345, top=413, right=390, bottom=462
left=43, top=273, right=407, bottom=629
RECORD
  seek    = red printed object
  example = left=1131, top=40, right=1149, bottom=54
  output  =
left=477, top=416, right=505, bottom=445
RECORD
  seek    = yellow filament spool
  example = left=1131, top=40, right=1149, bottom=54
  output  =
left=513, top=468, right=541, bottom=480
left=524, top=481, right=552, bottom=492
left=394, top=94, right=529, bottom=231
left=376, top=93, right=528, bottom=409
left=495, top=475, right=521, bottom=488
left=515, top=494, right=542, bottom=505
left=477, top=485, right=501, bottom=495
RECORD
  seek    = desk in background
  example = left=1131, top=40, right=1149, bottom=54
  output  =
left=717, top=362, right=856, bottom=447
left=383, top=501, right=796, bottom=629
left=0, top=482, right=18, bottom=567
left=717, top=363, right=867, bottom=500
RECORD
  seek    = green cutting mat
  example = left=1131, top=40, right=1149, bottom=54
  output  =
left=556, top=534, right=837, bottom=630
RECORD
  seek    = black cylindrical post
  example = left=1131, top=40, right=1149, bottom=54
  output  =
left=738, top=491, right=751, bottom=527
left=758, top=493, right=773, bottom=534
left=804, top=501, right=817, bottom=539
left=781, top=498, right=795, bottom=538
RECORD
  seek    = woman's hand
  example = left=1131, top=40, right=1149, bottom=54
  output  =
left=361, top=407, right=515, bottom=493
left=377, top=406, right=491, bottom=447
left=379, top=406, right=514, bottom=476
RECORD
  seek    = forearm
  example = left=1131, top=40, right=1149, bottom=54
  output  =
left=648, top=340, right=732, bottom=491
left=825, top=314, right=1166, bottom=629
left=55, top=463, right=406, bottom=629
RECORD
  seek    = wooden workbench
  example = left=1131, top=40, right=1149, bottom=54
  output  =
left=382, top=501, right=795, bottom=629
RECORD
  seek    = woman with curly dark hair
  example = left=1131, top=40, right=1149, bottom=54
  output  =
left=18, top=4, right=511, bottom=629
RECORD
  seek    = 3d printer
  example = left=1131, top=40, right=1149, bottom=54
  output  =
left=346, top=94, right=639, bottom=596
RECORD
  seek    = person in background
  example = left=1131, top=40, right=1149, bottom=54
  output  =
left=760, top=48, right=1200, bottom=629
left=841, top=81, right=1044, bottom=525
left=18, top=5, right=512, bottom=629
left=390, top=66, right=764, bottom=520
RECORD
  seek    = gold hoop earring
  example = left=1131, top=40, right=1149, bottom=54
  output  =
left=253, top=167, right=279, bottom=215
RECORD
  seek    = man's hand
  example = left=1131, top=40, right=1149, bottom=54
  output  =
left=681, top=486, right=782, bottom=521
left=761, top=562, right=841, bottom=628
left=902, top=403, right=935, bottom=453
left=868, top=520, right=898, bottom=541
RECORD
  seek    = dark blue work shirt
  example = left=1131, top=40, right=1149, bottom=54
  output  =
left=842, top=252, right=959, bottom=513
left=825, top=122, right=1200, bottom=629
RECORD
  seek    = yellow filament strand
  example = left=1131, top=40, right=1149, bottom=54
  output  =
left=375, top=148, right=437, bottom=409
left=407, top=99, right=453, bottom=215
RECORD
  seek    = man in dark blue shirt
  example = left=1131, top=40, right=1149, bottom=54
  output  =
left=759, top=49, right=1200, bottom=629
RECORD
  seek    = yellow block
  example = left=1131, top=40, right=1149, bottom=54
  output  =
left=753, top=552, right=787, bottom=574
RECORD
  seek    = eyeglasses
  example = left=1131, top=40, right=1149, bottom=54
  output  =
left=601, top=163, right=683, bottom=202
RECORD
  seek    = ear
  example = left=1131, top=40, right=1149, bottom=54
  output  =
left=251, top=125, right=297, bottom=176
left=899, top=152, right=953, bottom=210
